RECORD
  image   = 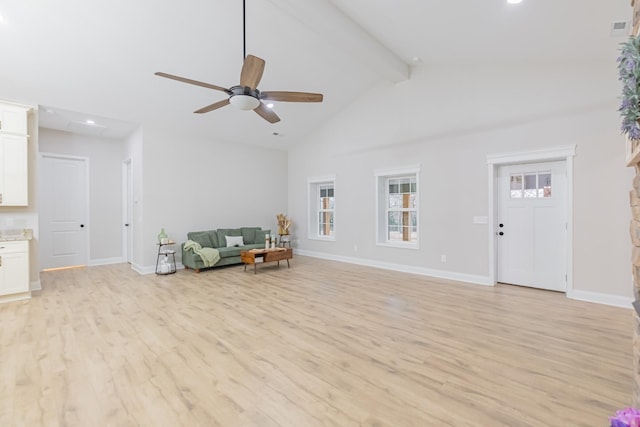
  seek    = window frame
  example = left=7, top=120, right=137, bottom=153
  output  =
left=307, top=176, right=336, bottom=241
left=375, top=165, right=420, bottom=249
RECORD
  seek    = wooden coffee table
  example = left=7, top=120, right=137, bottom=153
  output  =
left=241, top=248, right=293, bottom=274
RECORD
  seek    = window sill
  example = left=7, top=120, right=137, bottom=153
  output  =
left=376, top=241, right=419, bottom=250
left=308, top=236, right=336, bottom=242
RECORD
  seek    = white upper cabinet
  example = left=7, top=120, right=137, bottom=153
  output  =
left=0, top=103, right=29, bottom=135
left=0, top=101, right=31, bottom=206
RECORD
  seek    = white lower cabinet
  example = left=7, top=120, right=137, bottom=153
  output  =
left=0, top=241, right=30, bottom=301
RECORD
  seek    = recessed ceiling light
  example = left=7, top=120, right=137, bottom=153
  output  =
left=86, top=119, right=95, bottom=125
left=266, top=103, right=274, bottom=109
left=507, top=0, right=523, bottom=4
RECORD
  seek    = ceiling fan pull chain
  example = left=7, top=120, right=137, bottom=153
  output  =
left=243, top=0, right=246, bottom=60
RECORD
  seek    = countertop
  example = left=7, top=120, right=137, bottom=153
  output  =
left=0, top=228, right=33, bottom=241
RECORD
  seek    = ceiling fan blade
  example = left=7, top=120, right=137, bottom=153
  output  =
left=254, top=102, right=280, bottom=124
left=155, top=72, right=231, bottom=94
left=260, top=91, right=323, bottom=103
left=194, top=99, right=230, bottom=114
left=240, top=55, right=265, bottom=90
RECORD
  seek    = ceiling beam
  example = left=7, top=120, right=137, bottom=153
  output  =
left=265, top=0, right=409, bottom=83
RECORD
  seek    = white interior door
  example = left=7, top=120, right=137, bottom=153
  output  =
left=40, top=154, right=88, bottom=269
left=497, top=161, right=566, bottom=292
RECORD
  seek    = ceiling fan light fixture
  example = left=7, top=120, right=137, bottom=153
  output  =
left=229, top=94, right=260, bottom=110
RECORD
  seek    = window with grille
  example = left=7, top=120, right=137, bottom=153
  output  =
left=308, top=177, right=336, bottom=241
left=375, top=166, right=420, bottom=249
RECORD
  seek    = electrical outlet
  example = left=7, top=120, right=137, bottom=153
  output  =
left=440, top=254, right=447, bottom=263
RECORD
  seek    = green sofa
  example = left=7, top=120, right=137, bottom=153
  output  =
left=181, top=227, right=270, bottom=272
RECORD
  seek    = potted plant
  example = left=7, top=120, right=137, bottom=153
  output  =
left=618, top=35, right=640, bottom=142
left=609, top=407, right=640, bottom=426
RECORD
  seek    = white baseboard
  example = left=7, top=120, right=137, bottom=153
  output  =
left=132, top=262, right=185, bottom=275
left=131, top=262, right=154, bottom=275
left=569, top=289, right=633, bottom=309
left=89, top=257, right=124, bottom=267
left=295, top=249, right=493, bottom=286
left=30, top=280, right=42, bottom=291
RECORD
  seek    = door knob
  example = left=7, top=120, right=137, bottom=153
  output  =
left=499, top=223, right=504, bottom=228
left=80, top=224, right=84, bottom=228
left=498, top=231, right=504, bottom=236
left=124, top=223, right=130, bottom=227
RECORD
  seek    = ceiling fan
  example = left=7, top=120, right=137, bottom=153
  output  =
left=154, top=0, right=323, bottom=124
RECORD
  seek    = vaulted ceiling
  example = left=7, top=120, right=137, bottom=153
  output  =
left=0, top=0, right=630, bottom=148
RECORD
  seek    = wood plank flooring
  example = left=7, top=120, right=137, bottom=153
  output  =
left=0, top=256, right=633, bottom=426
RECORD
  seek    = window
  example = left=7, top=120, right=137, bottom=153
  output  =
left=308, top=176, right=336, bottom=240
left=318, top=184, right=334, bottom=237
left=376, top=166, right=420, bottom=248
left=510, top=171, right=551, bottom=199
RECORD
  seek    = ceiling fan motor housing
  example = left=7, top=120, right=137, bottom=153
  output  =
left=229, top=85, right=261, bottom=110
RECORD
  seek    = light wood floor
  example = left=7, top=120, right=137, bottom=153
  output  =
left=0, top=256, right=632, bottom=426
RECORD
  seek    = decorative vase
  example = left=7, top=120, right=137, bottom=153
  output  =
left=158, top=228, right=168, bottom=244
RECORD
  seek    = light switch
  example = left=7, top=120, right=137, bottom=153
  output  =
left=473, top=216, right=488, bottom=224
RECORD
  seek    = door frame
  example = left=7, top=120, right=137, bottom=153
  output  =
left=122, top=158, right=133, bottom=263
left=486, top=145, right=576, bottom=296
left=38, top=152, right=91, bottom=270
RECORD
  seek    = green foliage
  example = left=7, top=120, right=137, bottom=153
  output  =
left=618, top=36, right=640, bottom=140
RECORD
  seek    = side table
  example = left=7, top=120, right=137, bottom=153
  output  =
left=156, top=241, right=177, bottom=275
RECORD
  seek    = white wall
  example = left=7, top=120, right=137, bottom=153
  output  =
left=39, top=128, right=125, bottom=263
left=137, top=125, right=289, bottom=270
left=288, top=61, right=633, bottom=302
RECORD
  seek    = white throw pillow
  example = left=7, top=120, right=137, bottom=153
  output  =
left=225, top=235, right=244, bottom=247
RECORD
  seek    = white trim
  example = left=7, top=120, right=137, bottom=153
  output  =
left=565, top=155, right=574, bottom=298
left=89, top=257, right=125, bottom=267
left=376, top=241, right=420, bottom=250
left=131, top=262, right=152, bottom=275
left=133, top=262, right=184, bottom=275
left=296, top=249, right=492, bottom=286
left=122, top=158, right=133, bottom=264
left=30, top=280, right=42, bottom=291
left=307, top=175, right=336, bottom=184
left=0, top=291, right=31, bottom=303
left=570, top=290, right=633, bottom=309
left=308, top=236, right=336, bottom=242
left=374, top=164, right=421, bottom=177
left=486, top=145, right=577, bottom=165
left=486, top=145, right=576, bottom=295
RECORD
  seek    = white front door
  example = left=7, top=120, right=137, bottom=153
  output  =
left=497, top=161, right=566, bottom=291
left=40, top=154, right=88, bottom=269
